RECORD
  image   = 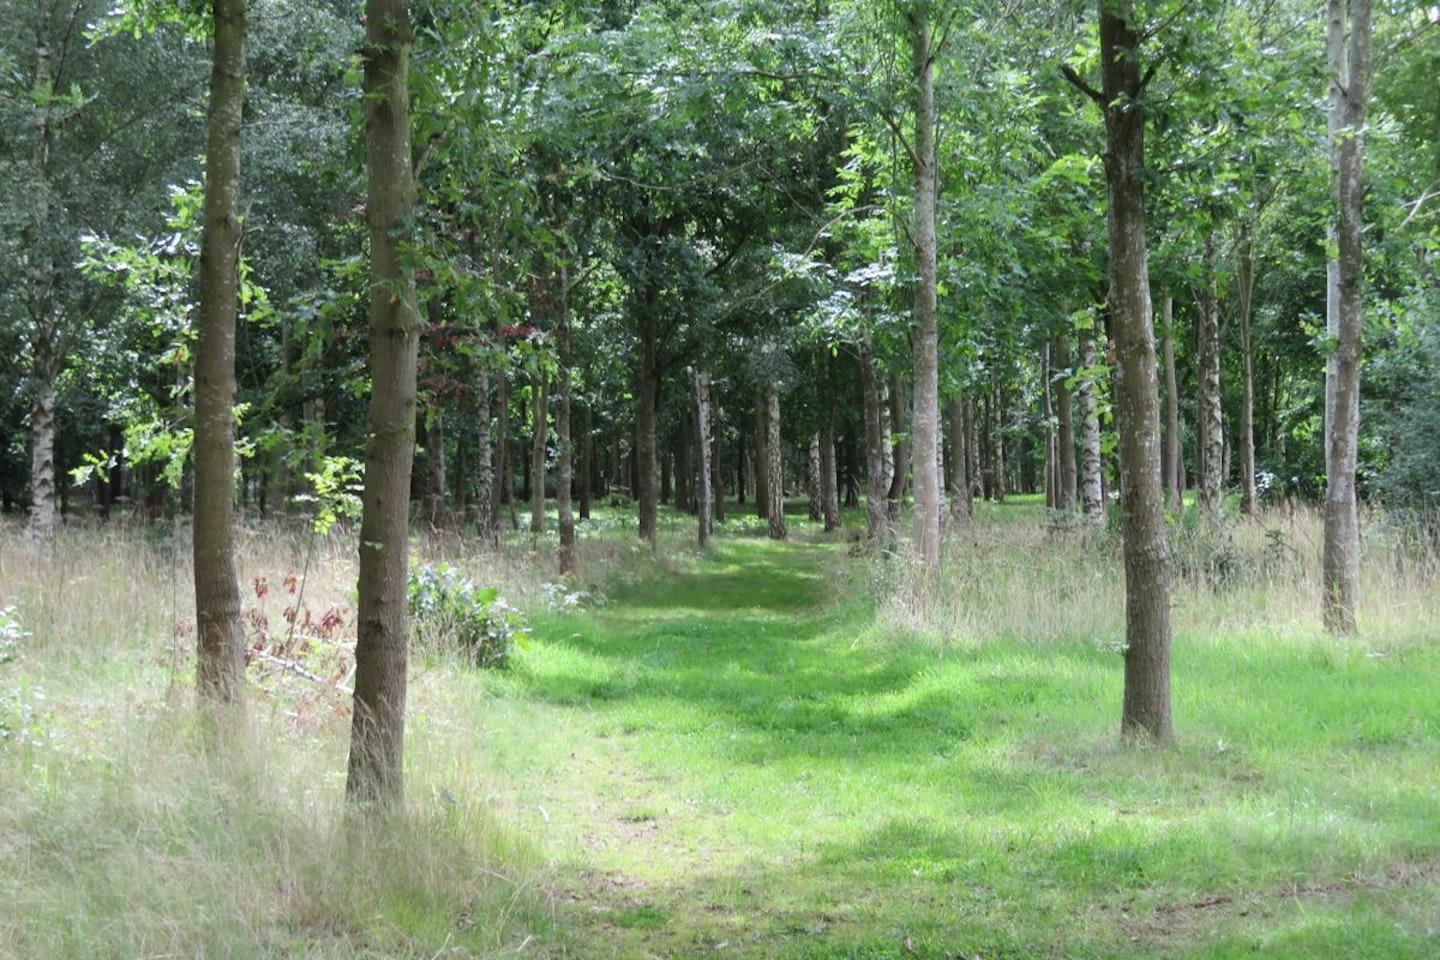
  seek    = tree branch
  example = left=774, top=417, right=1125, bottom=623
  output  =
left=1060, top=64, right=1104, bottom=104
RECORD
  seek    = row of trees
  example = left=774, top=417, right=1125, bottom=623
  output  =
left=2, top=0, right=1435, bottom=799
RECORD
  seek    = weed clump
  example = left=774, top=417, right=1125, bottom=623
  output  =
left=407, top=563, right=528, bottom=668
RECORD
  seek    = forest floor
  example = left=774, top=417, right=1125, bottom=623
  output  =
left=3, top=509, right=1439, bottom=959
left=460, top=526, right=1440, bottom=959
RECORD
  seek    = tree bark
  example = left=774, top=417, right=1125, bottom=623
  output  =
left=1323, top=0, right=1371, bottom=634
left=636, top=305, right=659, bottom=542
left=529, top=368, right=548, bottom=534
left=1055, top=332, right=1078, bottom=512
left=426, top=408, right=445, bottom=528
left=476, top=364, right=499, bottom=547
left=753, top=395, right=770, bottom=520
left=1236, top=232, right=1259, bottom=515
left=1091, top=0, right=1173, bottom=741
left=696, top=371, right=713, bottom=547
left=193, top=0, right=248, bottom=713
left=348, top=0, right=420, bottom=807
left=859, top=337, right=889, bottom=542
left=557, top=266, right=576, bottom=577
left=1196, top=236, right=1223, bottom=513
left=579, top=403, right=592, bottom=522
left=766, top=382, right=786, bottom=540
left=820, top=411, right=840, bottom=531
left=806, top=433, right=822, bottom=522
left=1160, top=293, right=1183, bottom=507
left=907, top=3, right=941, bottom=572
left=947, top=395, right=973, bottom=523
left=1077, top=331, right=1105, bottom=523
left=26, top=28, right=58, bottom=544
left=887, top=373, right=908, bottom=519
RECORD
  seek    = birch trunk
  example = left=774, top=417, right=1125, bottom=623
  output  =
left=766, top=383, right=786, bottom=540
left=696, top=372, right=713, bottom=547
left=1196, top=237, right=1223, bottom=512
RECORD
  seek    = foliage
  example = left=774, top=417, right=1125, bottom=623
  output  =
left=0, top=606, right=27, bottom=743
left=295, top=455, right=365, bottom=534
left=407, top=563, right=529, bottom=668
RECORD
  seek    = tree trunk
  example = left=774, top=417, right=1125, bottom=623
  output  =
left=753, top=395, right=770, bottom=521
left=497, top=359, right=511, bottom=517
left=1196, top=237, right=1223, bottom=513
left=1160, top=293, right=1183, bottom=508
left=557, top=267, right=576, bottom=577
left=476, top=364, right=499, bottom=547
left=25, top=29, right=58, bottom=544
left=1237, top=231, right=1259, bottom=515
left=806, top=433, right=823, bottom=523
left=579, top=404, right=592, bottom=521
left=695, top=371, right=713, bottom=547
left=1323, top=0, right=1371, bottom=634
left=637, top=308, right=658, bottom=542
left=766, top=383, right=786, bottom=540
left=1043, top=343, right=1057, bottom=508
left=859, top=337, right=889, bottom=542
left=528, top=367, right=548, bottom=534
left=348, top=0, right=420, bottom=808
left=193, top=0, right=248, bottom=714
left=947, top=395, right=973, bottom=523
left=886, top=373, right=908, bottom=520
left=820, top=413, right=840, bottom=531
left=1077, top=328, right=1105, bottom=523
left=426, top=408, right=446, bottom=529
left=1089, top=0, right=1173, bottom=741
left=907, top=3, right=941, bottom=572
left=1055, top=333, right=1077, bottom=512
left=989, top=376, right=1005, bottom=502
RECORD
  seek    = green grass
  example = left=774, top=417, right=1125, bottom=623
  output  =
left=2, top=504, right=1438, bottom=958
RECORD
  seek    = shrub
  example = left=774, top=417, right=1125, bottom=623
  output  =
left=407, top=563, right=528, bottom=668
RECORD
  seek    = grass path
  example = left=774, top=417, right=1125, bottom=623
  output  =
left=439, top=531, right=1440, bottom=959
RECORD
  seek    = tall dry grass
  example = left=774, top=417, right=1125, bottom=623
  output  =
left=875, top=503, right=1440, bottom=652
left=0, top=517, right=553, bottom=959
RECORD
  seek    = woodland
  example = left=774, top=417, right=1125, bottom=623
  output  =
left=1, top=0, right=1438, bottom=957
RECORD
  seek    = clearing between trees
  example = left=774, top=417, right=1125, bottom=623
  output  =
left=2, top=507, right=1439, bottom=958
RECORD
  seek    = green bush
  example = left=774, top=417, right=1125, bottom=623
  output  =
left=406, top=563, right=528, bottom=668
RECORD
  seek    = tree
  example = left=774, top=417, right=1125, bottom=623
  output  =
left=1322, top=0, right=1373, bottom=635
left=346, top=0, right=420, bottom=808
left=1065, top=0, right=1173, bottom=741
left=193, top=0, right=248, bottom=713
left=907, top=1, right=941, bottom=572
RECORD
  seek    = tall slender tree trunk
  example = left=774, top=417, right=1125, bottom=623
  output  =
left=806, top=433, right=823, bottom=522
left=637, top=308, right=659, bottom=543
left=859, top=337, right=889, bottom=542
left=1196, top=237, right=1223, bottom=513
left=1055, top=332, right=1078, bottom=512
left=1237, top=231, right=1259, bottom=515
left=426, top=408, right=445, bottom=528
left=887, top=374, right=908, bottom=523
left=696, top=371, right=713, bottom=547
left=753, top=396, right=770, bottom=521
left=557, top=295, right=576, bottom=576
left=947, top=395, right=973, bottom=523
left=476, top=365, right=499, bottom=547
left=348, top=0, right=420, bottom=807
left=907, top=3, right=941, bottom=572
left=1043, top=343, right=1057, bottom=508
left=766, top=383, right=786, bottom=540
left=820, top=412, right=840, bottom=531
left=1077, top=331, right=1104, bottom=523
left=1069, top=0, right=1173, bottom=741
left=497, top=361, right=512, bottom=520
left=1323, top=0, right=1371, bottom=634
left=1160, top=293, right=1183, bottom=507
left=529, top=371, right=548, bottom=534
left=25, top=28, right=58, bottom=544
left=579, top=403, right=592, bottom=522
left=193, top=0, right=248, bottom=713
